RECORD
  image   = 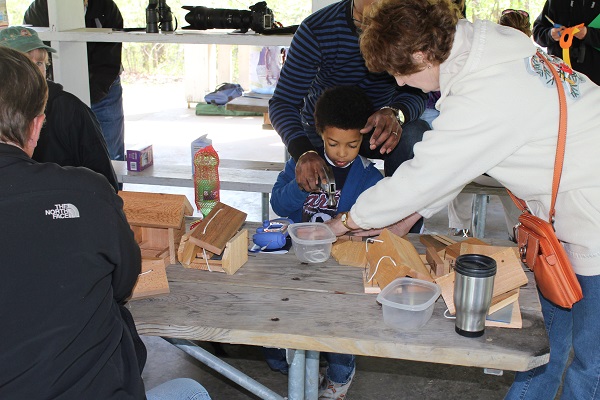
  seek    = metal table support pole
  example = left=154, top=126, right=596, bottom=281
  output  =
left=472, top=194, right=488, bottom=238
left=288, top=349, right=306, bottom=400
left=164, top=338, right=284, bottom=400
left=261, top=192, right=270, bottom=221
left=305, top=350, right=320, bottom=400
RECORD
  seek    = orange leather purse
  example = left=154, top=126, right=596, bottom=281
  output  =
left=507, top=50, right=583, bottom=309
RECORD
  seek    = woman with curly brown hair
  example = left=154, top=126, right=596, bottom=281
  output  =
left=325, top=0, right=600, bottom=399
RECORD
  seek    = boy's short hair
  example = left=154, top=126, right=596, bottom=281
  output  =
left=0, top=47, right=48, bottom=147
left=0, top=26, right=56, bottom=54
left=314, top=86, right=373, bottom=135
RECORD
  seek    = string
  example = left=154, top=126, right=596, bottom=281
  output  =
left=443, top=309, right=456, bottom=320
left=139, top=269, right=153, bottom=276
left=367, top=256, right=397, bottom=283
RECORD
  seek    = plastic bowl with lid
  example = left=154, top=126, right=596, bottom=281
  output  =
left=287, top=222, right=336, bottom=263
left=376, top=277, right=441, bottom=330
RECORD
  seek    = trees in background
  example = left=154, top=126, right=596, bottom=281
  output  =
left=7, top=0, right=543, bottom=79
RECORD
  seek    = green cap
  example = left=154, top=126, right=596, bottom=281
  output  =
left=0, top=26, right=56, bottom=54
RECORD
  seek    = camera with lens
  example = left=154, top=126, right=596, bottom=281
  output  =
left=146, top=0, right=175, bottom=33
left=182, top=1, right=274, bottom=34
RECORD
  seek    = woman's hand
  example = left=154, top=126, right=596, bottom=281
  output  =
left=326, top=212, right=423, bottom=238
left=295, top=151, right=326, bottom=192
left=386, top=212, right=423, bottom=237
left=360, top=108, right=401, bottom=154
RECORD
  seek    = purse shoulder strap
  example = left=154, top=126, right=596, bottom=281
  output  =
left=508, top=50, right=567, bottom=224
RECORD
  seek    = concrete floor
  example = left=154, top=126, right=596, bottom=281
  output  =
left=123, top=81, right=518, bottom=399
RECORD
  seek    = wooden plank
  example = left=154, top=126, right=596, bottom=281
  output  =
left=219, top=229, right=249, bottom=275
left=420, top=234, right=452, bottom=253
left=225, top=95, right=270, bottom=113
left=443, top=237, right=489, bottom=260
left=426, top=246, right=450, bottom=278
left=129, top=274, right=547, bottom=372
left=179, top=238, right=199, bottom=267
left=435, top=245, right=528, bottom=315
left=331, top=240, right=367, bottom=268
left=130, top=257, right=170, bottom=300
left=487, top=299, right=523, bottom=329
left=119, top=191, right=193, bottom=228
left=188, top=202, right=247, bottom=255
left=167, top=256, right=367, bottom=295
left=489, top=289, right=520, bottom=315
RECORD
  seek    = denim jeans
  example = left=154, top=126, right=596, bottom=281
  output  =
left=420, top=107, right=440, bottom=129
left=263, top=348, right=355, bottom=384
left=505, top=273, right=600, bottom=400
left=91, top=77, right=125, bottom=161
left=146, top=378, right=212, bottom=400
left=358, top=118, right=428, bottom=178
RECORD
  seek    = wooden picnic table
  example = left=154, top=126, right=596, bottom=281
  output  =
left=127, top=233, right=549, bottom=399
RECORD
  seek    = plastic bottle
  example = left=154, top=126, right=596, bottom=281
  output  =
left=193, top=144, right=220, bottom=217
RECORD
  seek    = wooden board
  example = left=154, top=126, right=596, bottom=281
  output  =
left=181, top=230, right=249, bottom=275
left=435, top=246, right=528, bottom=315
left=129, top=260, right=548, bottom=372
left=119, top=191, right=193, bottom=229
left=420, top=234, right=454, bottom=253
left=218, top=229, right=248, bottom=275
left=443, top=237, right=489, bottom=260
left=331, top=240, right=367, bottom=268
left=130, top=257, right=170, bottom=300
left=487, top=299, right=523, bottom=329
left=363, top=269, right=381, bottom=294
left=365, top=229, right=433, bottom=289
left=426, top=246, right=450, bottom=278
left=188, top=202, right=247, bottom=255
left=489, top=289, right=520, bottom=315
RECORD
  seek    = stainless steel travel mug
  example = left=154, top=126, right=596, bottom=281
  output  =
left=453, top=254, right=497, bottom=337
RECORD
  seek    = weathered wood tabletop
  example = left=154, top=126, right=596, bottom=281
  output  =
left=127, top=234, right=549, bottom=372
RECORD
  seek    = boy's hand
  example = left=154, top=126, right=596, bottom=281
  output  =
left=360, top=109, right=401, bottom=154
left=296, top=151, right=327, bottom=192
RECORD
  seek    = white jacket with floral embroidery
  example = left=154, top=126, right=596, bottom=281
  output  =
left=351, top=19, right=600, bottom=275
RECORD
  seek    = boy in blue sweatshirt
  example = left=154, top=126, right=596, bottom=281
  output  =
left=268, top=86, right=383, bottom=399
left=271, top=85, right=383, bottom=225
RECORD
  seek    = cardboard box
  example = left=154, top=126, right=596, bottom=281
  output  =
left=127, top=144, right=154, bottom=172
left=191, top=134, right=212, bottom=174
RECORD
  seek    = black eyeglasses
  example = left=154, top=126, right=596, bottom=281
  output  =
left=501, top=9, right=529, bottom=18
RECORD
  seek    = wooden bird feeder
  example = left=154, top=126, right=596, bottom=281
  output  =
left=119, top=191, right=194, bottom=299
left=119, top=191, right=194, bottom=265
left=178, top=201, right=248, bottom=275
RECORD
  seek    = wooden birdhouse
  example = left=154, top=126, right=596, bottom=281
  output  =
left=365, top=229, right=434, bottom=290
left=119, top=191, right=194, bottom=264
left=178, top=201, right=248, bottom=274
left=119, top=191, right=194, bottom=300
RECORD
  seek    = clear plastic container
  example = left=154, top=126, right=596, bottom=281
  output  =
left=376, top=278, right=441, bottom=330
left=287, top=222, right=336, bottom=263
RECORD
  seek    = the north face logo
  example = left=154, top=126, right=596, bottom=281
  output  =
left=45, top=203, right=80, bottom=219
